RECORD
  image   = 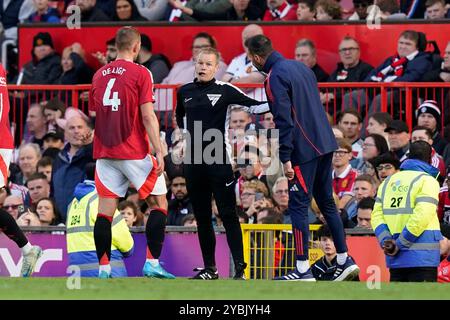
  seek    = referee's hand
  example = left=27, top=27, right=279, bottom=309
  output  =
left=155, top=152, right=165, bottom=176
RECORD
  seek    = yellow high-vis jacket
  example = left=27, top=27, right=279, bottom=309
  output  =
left=372, top=159, right=443, bottom=268
left=66, top=181, right=134, bottom=277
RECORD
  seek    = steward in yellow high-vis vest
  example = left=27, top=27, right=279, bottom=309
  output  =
left=372, top=141, right=443, bottom=282
left=66, top=180, right=134, bottom=277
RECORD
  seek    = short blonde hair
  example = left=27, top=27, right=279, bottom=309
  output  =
left=242, top=180, right=269, bottom=197
left=115, top=26, right=140, bottom=52
left=197, top=47, right=220, bottom=65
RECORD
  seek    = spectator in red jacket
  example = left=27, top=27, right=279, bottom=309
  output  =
left=263, top=0, right=297, bottom=20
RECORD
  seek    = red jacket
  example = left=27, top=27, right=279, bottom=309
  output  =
left=263, top=2, right=297, bottom=21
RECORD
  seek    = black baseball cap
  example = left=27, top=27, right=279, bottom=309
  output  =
left=384, top=120, right=409, bottom=133
left=43, top=130, right=64, bottom=142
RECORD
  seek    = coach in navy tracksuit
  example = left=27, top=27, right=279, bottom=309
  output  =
left=247, top=35, right=359, bottom=281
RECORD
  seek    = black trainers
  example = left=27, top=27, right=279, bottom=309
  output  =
left=233, top=262, right=247, bottom=280
left=190, top=267, right=219, bottom=280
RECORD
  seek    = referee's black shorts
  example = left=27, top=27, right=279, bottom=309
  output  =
left=184, top=163, right=236, bottom=221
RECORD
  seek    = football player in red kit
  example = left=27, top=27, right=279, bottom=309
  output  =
left=0, top=63, right=42, bottom=277
left=89, top=27, right=173, bottom=279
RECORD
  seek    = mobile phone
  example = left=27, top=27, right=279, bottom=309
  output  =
left=255, top=192, right=264, bottom=201
left=17, top=204, right=26, bottom=217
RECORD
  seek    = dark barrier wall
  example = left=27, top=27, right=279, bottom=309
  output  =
left=18, top=22, right=450, bottom=74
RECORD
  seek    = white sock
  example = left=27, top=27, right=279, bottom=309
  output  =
left=337, top=252, right=348, bottom=265
left=99, top=264, right=111, bottom=274
left=146, top=259, right=159, bottom=266
left=296, top=260, right=310, bottom=273
left=21, top=242, right=32, bottom=255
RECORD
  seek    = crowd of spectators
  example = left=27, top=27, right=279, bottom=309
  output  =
left=1, top=0, right=450, bottom=44
left=0, top=23, right=449, bottom=233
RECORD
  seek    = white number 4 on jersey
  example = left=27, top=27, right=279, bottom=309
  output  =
left=103, top=78, right=121, bottom=111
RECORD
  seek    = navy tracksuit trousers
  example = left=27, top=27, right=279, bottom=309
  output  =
left=289, top=152, right=348, bottom=260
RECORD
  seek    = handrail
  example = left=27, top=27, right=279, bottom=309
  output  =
left=7, top=82, right=449, bottom=143
left=20, top=224, right=374, bottom=235
left=8, top=82, right=450, bottom=90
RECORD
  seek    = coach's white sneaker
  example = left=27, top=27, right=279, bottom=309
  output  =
left=21, top=246, right=43, bottom=277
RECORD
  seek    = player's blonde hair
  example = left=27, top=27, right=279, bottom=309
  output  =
left=197, top=47, right=220, bottom=65
left=115, top=26, right=140, bottom=52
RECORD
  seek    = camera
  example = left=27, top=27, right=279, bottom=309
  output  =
left=17, top=204, right=26, bottom=216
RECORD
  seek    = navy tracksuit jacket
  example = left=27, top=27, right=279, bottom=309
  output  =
left=262, top=51, right=347, bottom=259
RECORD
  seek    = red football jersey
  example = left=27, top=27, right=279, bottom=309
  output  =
left=0, top=64, right=14, bottom=149
left=332, top=165, right=358, bottom=199
left=89, top=59, right=155, bottom=159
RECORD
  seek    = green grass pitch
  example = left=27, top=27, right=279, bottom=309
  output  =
left=0, top=278, right=449, bottom=300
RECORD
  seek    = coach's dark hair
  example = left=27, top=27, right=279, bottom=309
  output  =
left=116, top=26, right=140, bottom=51
left=246, top=35, right=273, bottom=58
left=408, top=140, right=432, bottom=164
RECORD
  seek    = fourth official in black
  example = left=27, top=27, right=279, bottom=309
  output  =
left=175, top=47, right=269, bottom=280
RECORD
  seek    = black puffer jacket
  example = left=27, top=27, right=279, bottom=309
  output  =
left=21, top=53, right=61, bottom=84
